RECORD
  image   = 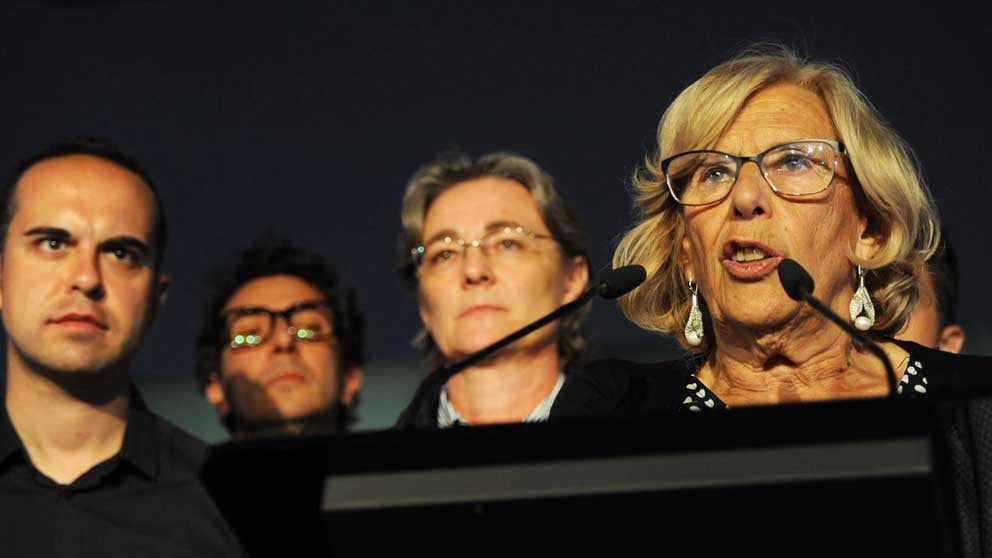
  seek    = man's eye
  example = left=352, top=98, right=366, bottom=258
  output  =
left=230, top=333, right=263, bottom=348
left=295, top=327, right=317, bottom=340
left=109, top=247, right=143, bottom=264
left=39, top=238, right=66, bottom=251
left=112, top=249, right=136, bottom=262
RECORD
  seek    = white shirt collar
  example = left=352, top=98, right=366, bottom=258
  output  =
left=437, top=371, right=566, bottom=428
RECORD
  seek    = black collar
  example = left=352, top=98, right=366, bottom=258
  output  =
left=120, top=390, right=159, bottom=480
left=0, top=386, right=160, bottom=480
left=0, top=404, right=20, bottom=467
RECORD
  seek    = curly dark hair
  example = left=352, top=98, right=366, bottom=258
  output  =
left=194, top=238, right=365, bottom=429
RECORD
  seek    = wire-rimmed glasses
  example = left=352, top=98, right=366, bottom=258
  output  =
left=411, top=222, right=557, bottom=276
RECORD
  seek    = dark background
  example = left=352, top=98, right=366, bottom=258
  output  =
left=0, top=1, right=989, bottom=435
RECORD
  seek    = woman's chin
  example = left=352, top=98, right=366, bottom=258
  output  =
left=718, top=304, right=802, bottom=335
left=442, top=336, right=504, bottom=363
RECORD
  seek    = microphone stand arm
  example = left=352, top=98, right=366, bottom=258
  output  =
left=435, top=285, right=601, bottom=383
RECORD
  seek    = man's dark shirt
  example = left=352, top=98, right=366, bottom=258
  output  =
left=0, top=392, right=245, bottom=558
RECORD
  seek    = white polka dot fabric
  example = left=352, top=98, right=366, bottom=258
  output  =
left=897, top=360, right=928, bottom=396
left=679, top=378, right=728, bottom=412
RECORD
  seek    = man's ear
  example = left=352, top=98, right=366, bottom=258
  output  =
left=0, top=254, right=4, bottom=313
left=204, top=372, right=230, bottom=418
left=340, top=366, right=363, bottom=407
left=938, top=324, right=966, bottom=354
left=156, top=273, right=170, bottom=309
left=561, top=256, right=590, bottom=305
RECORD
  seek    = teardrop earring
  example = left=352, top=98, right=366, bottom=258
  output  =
left=848, top=265, right=876, bottom=331
left=684, top=279, right=704, bottom=346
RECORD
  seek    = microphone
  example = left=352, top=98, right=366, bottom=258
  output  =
left=597, top=264, right=647, bottom=300
left=777, top=258, right=815, bottom=302
left=777, top=259, right=898, bottom=397
left=435, top=265, right=646, bottom=382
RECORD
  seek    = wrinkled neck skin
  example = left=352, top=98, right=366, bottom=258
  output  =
left=5, top=347, right=130, bottom=485
left=698, top=306, right=906, bottom=407
left=445, top=341, right=561, bottom=425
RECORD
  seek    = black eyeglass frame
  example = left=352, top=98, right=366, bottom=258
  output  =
left=660, top=138, right=847, bottom=206
left=220, top=299, right=335, bottom=349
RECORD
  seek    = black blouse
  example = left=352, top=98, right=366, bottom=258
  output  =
left=678, top=352, right=930, bottom=412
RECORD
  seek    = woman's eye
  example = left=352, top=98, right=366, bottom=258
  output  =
left=430, top=250, right=458, bottom=264
left=779, top=154, right=811, bottom=171
left=700, top=165, right=732, bottom=183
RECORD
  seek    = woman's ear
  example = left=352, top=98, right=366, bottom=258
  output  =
left=680, top=234, right=696, bottom=281
left=561, top=256, right=590, bottom=305
left=854, top=214, right=883, bottom=261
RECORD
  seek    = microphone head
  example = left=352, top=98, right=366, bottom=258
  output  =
left=778, top=258, right=815, bottom=301
left=596, top=265, right=647, bottom=300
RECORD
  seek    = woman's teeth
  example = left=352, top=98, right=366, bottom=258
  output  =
left=732, top=247, right=767, bottom=262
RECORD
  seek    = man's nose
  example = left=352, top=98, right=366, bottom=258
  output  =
left=70, top=252, right=105, bottom=299
left=271, top=316, right=299, bottom=352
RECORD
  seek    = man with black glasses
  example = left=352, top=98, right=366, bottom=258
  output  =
left=0, top=138, right=244, bottom=557
left=195, top=239, right=364, bottom=438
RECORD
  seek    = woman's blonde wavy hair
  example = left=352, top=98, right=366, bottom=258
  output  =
left=615, top=44, right=940, bottom=353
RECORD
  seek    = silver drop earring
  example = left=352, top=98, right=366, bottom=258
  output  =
left=684, top=280, right=704, bottom=346
left=849, top=265, right=876, bottom=331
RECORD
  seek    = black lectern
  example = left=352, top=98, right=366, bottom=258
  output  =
left=203, top=398, right=962, bottom=556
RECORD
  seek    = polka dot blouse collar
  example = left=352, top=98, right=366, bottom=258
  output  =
left=679, top=354, right=929, bottom=413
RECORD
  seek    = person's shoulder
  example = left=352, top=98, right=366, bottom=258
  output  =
left=126, top=395, right=248, bottom=556
left=887, top=337, right=992, bottom=397
left=141, top=409, right=211, bottom=472
left=128, top=387, right=210, bottom=470
left=394, top=375, right=443, bottom=430
left=141, top=412, right=250, bottom=555
left=553, top=356, right=696, bottom=420
left=891, top=337, right=992, bottom=368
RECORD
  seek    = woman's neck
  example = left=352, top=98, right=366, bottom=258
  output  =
left=445, top=345, right=562, bottom=424
left=699, top=315, right=907, bottom=406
